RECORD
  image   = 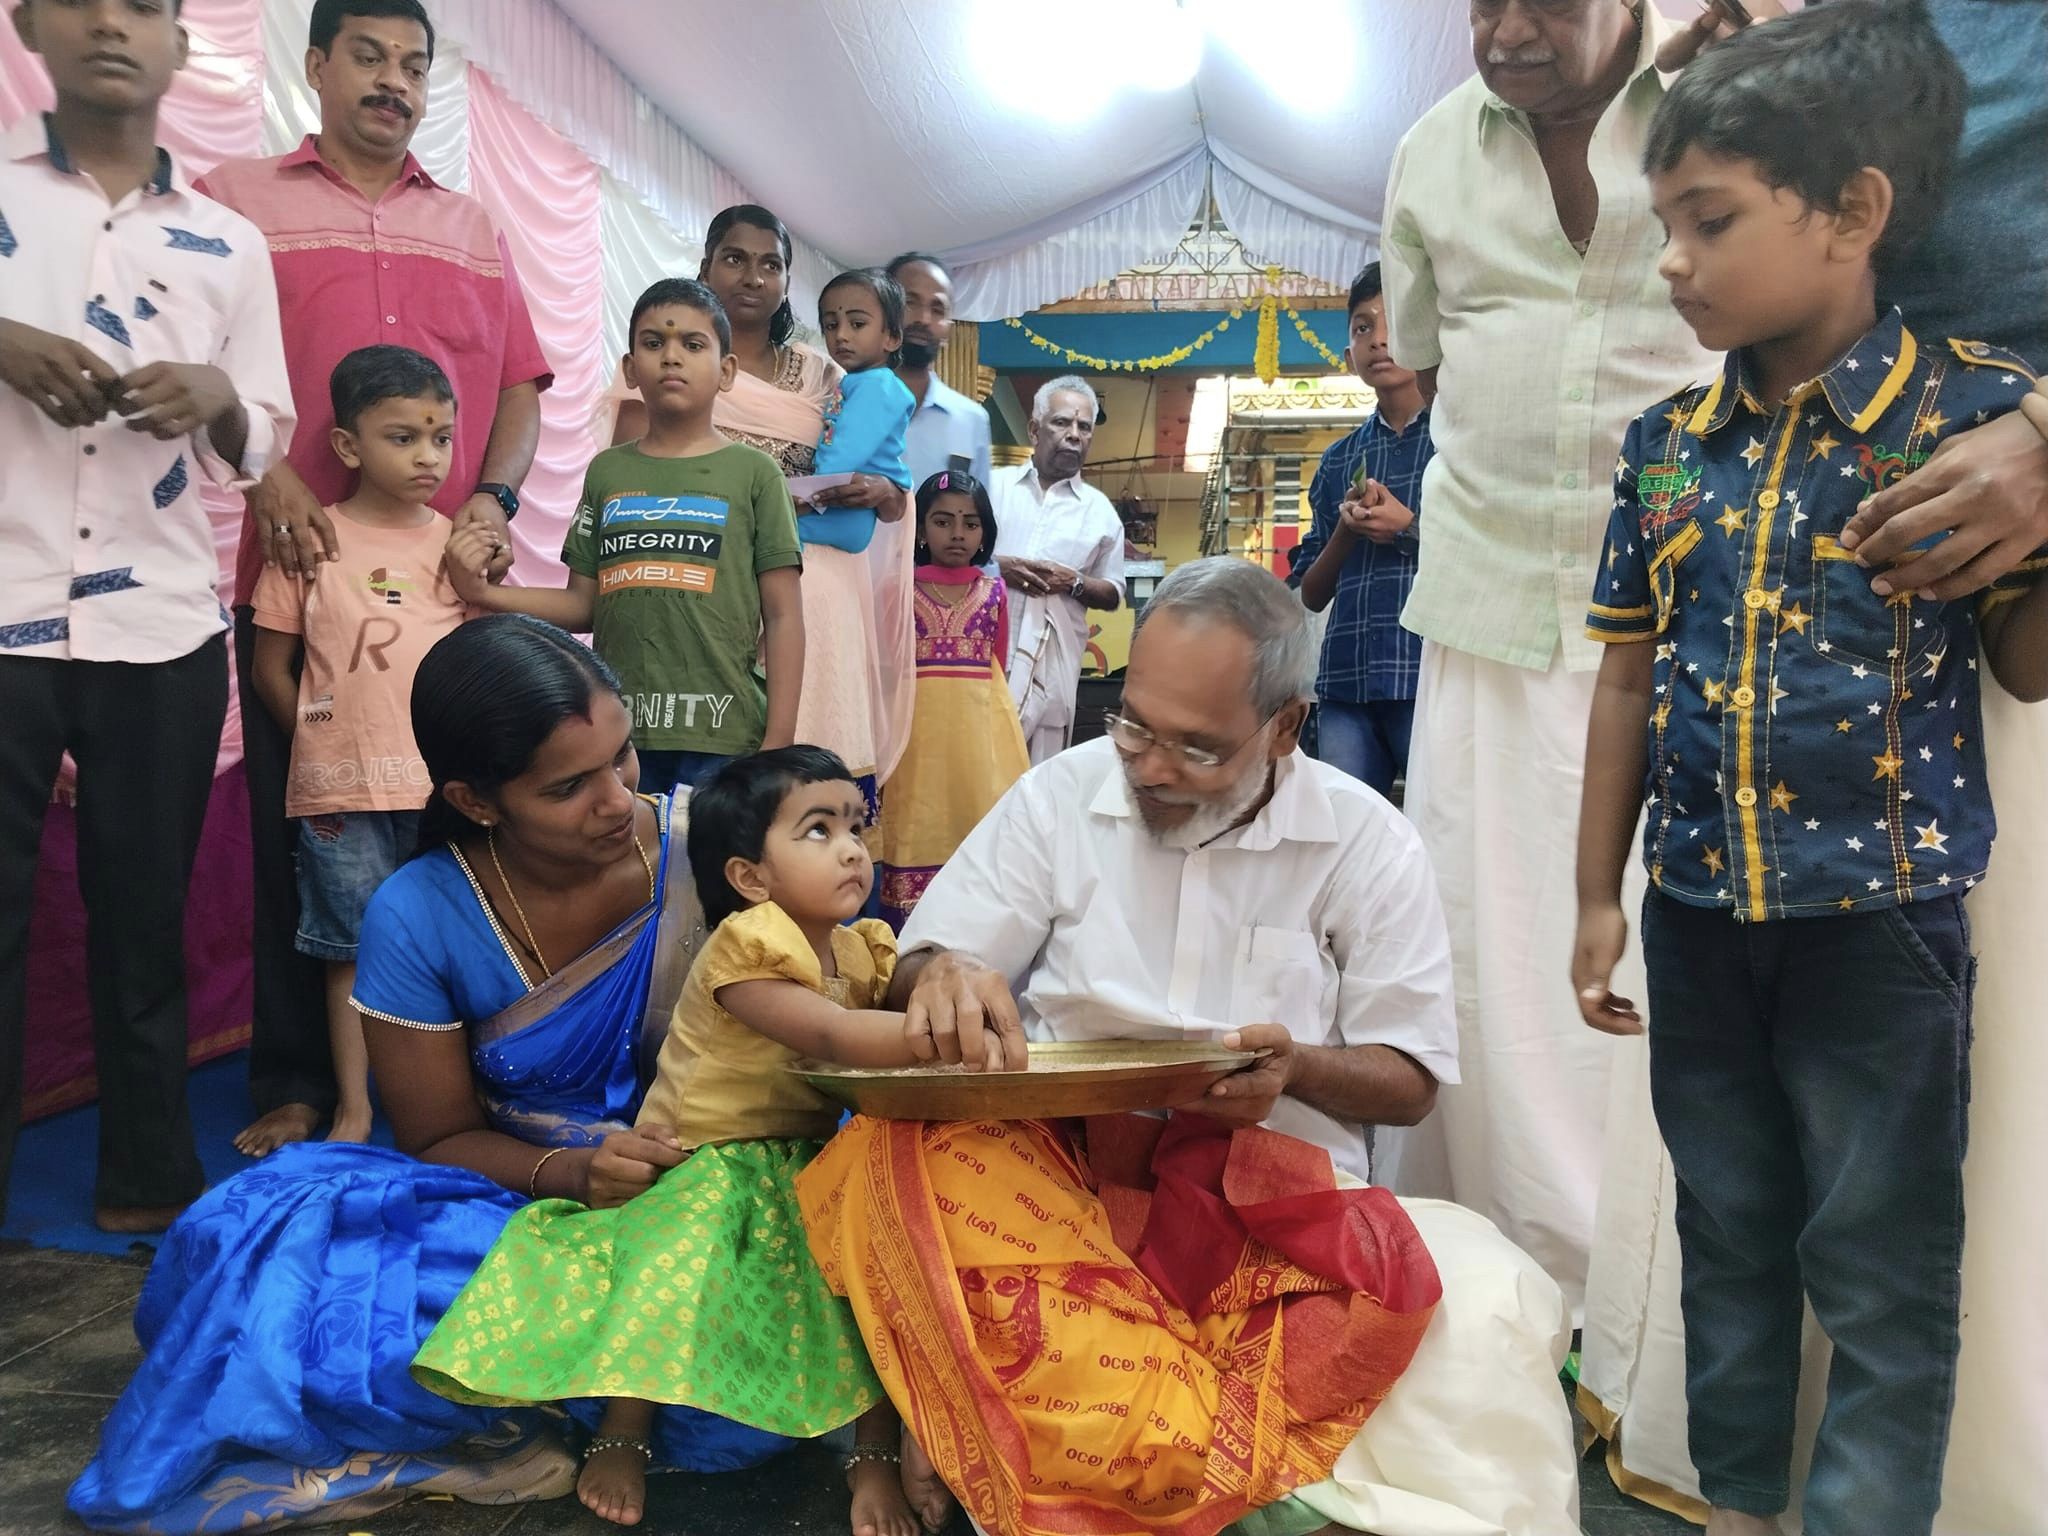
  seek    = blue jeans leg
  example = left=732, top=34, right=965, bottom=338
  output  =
left=1313, top=699, right=1413, bottom=798
left=1642, top=892, right=1972, bottom=1534
left=636, top=749, right=732, bottom=794
left=1642, top=893, right=1805, bottom=1516
left=1776, top=897, right=1972, bottom=1536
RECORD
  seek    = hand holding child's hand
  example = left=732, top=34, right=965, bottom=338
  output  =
left=1572, top=902, right=1642, bottom=1035
left=443, top=525, right=500, bottom=605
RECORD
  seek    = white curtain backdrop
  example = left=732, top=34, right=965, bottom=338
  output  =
left=599, top=170, right=704, bottom=367
left=423, top=0, right=838, bottom=320
left=555, top=0, right=1479, bottom=315
left=1211, top=147, right=1377, bottom=292
left=947, top=148, right=1209, bottom=322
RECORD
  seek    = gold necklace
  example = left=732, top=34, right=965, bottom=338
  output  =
left=487, top=820, right=655, bottom=981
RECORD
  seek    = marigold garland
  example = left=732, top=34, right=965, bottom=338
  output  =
left=1253, top=267, right=1284, bottom=384
left=1001, top=274, right=1343, bottom=377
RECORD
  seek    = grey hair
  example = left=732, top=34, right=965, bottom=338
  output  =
left=1032, top=374, right=1099, bottom=423
left=1133, top=556, right=1315, bottom=716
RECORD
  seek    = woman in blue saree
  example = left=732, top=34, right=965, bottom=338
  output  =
left=70, top=617, right=786, bottom=1532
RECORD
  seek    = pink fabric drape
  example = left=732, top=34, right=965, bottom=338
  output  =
left=465, top=66, right=602, bottom=588
left=0, top=0, right=264, bottom=169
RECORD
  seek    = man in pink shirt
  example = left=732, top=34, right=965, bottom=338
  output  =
left=195, top=0, right=551, bottom=1153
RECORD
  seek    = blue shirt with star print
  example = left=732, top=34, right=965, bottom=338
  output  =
left=1587, top=309, right=2041, bottom=921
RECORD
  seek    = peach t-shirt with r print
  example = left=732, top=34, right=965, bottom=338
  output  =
left=251, top=511, right=467, bottom=817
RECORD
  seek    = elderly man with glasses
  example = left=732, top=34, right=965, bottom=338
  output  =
left=797, top=557, right=1581, bottom=1536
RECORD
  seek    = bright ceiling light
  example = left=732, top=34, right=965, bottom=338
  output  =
left=1192, top=0, right=1356, bottom=107
left=972, top=0, right=1203, bottom=118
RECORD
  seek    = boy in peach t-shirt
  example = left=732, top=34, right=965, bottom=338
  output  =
left=250, top=347, right=471, bottom=1142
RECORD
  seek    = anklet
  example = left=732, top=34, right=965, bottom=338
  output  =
left=585, top=1436, right=653, bottom=1463
left=842, top=1442, right=901, bottom=1473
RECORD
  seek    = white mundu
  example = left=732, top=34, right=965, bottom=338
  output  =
left=989, top=463, right=1124, bottom=763
left=909, top=740, right=1583, bottom=1535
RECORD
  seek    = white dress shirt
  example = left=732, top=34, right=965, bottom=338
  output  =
left=902, top=371, right=993, bottom=491
left=0, top=114, right=292, bottom=663
left=989, top=463, right=1125, bottom=735
left=900, top=738, right=1460, bottom=1183
left=1379, top=6, right=1719, bottom=672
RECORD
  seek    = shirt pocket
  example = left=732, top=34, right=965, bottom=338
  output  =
left=1648, top=520, right=1703, bottom=633
left=1229, top=925, right=1323, bottom=1034
left=415, top=280, right=499, bottom=383
left=1809, top=533, right=1923, bottom=668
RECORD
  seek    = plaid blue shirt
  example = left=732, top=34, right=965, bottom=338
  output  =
left=1289, top=409, right=1433, bottom=702
left=1589, top=311, right=2041, bottom=921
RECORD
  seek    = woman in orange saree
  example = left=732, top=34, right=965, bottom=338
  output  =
left=799, top=1111, right=1444, bottom=1536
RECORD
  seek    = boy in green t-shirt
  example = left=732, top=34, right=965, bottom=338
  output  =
left=448, top=279, right=804, bottom=792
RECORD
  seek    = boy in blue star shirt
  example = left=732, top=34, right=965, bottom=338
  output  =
left=1571, top=7, right=2048, bottom=1535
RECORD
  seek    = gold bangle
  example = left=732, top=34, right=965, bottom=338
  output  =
left=527, top=1145, right=570, bottom=1199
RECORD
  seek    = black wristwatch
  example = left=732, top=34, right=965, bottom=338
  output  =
left=475, top=481, right=520, bottom=520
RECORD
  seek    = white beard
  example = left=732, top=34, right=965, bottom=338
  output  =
left=1131, top=760, right=1272, bottom=850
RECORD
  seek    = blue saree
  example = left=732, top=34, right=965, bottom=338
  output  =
left=68, top=798, right=788, bottom=1533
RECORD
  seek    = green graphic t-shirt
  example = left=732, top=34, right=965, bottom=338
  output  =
left=561, top=442, right=802, bottom=753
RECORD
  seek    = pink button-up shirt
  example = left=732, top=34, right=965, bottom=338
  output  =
left=196, top=138, right=552, bottom=604
left=0, top=115, right=292, bottom=663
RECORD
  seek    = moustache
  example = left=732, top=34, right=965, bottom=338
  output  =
left=360, top=94, right=414, bottom=119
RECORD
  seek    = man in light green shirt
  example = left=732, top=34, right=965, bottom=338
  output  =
left=1372, top=0, right=1718, bottom=1324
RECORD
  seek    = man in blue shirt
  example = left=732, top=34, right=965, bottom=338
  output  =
left=886, top=252, right=993, bottom=489
left=1287, top=263, right=1432, bottom=797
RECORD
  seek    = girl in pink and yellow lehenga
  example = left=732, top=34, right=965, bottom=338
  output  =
left=879, top=472, right=1028, bottom=927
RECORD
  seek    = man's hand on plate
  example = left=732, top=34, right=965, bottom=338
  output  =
left=1190, top=1023, right=1297, bottom=1127
left=905, top=951, right=1030, bottom=1072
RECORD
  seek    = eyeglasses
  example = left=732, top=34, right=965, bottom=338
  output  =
left=1103, top=710, right=1278, bottom=772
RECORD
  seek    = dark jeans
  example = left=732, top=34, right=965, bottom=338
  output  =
left=634, top=748, right=732, bottom=796
left=1313, top=698, right=1414, bottom=799
left=235, top=609, right=334, bottom=1117
left=1641, top=889, right=1973, bottom=1536
left=0, top=635, right=227, bottom=1217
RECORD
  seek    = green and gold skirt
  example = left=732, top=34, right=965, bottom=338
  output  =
left=412, top=1137, right=881, bottom=1437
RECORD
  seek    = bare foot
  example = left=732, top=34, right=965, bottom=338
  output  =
left=235, top=1103, right=320, bottom=1157
left=577, top=1443, right=648, bottom=1526
left=325, top=1104, right=373, bottom=1143
left=899, top=1432, right=953, bottom=1533
left=850, top=1458, right=919, bottom=1536
left=94, top=1201, right=193, bottom=1234
left=1706, top=1511, right=1782, bottom=1536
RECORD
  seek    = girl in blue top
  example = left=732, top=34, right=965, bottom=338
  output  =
left=803, top=268, right=916, bottom=554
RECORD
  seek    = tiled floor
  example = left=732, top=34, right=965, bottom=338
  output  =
left=0, top=1242, right=1695, bottom=1536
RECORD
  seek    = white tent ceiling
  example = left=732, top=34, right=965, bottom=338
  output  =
left=554, top=0, right=1478, bottom=316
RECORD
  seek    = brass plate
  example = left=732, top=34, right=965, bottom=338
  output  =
left=790, top=1039, right=1266, bottom=1122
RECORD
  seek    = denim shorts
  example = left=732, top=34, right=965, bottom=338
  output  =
left=294, top=809, right=421, bottom=961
